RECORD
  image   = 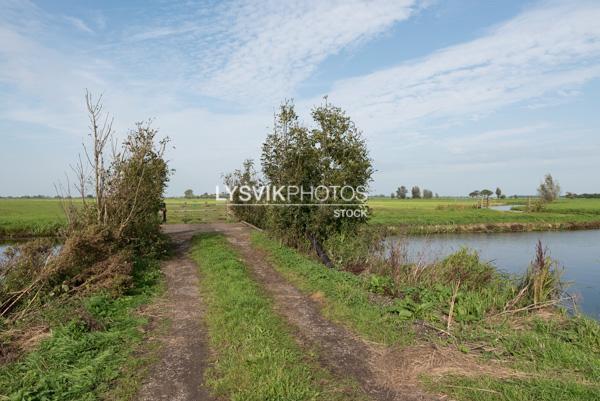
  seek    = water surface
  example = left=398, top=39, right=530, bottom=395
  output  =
left=0, top=243, right=15, bottom=261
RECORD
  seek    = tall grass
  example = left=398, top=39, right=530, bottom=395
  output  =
left=520, top=240, right=563, bottom=306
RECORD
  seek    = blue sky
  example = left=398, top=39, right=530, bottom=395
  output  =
left=1, top=0, right=599, bottom=196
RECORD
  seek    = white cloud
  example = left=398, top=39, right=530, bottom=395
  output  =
left=322, top=0, right=600, bottom=134
left=1, top=0, right=600, bottom=195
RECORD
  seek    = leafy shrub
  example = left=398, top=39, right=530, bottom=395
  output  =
left=324, top=227, right=387, bottom=271
left=366, top=274, right=395, bottom=295
left=527, top=198, right=547, bottom=212
left=436, top=248, right=496, bottom=290
left=0, top=94, right=169, bottom=339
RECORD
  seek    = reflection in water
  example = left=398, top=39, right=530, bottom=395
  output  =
left=488, top=204, right=523, bottom=212
left=0, top=242, right=62, bottom=262
left=0, top=243, right=13, bottom=261
left=387, top=230, right=600, bottom=319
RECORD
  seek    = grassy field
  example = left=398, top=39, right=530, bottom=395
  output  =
left=2, top=197, right=600, bottom=237
left=0, top=198, right=68, bottom=238
left=252, top=232, right=600, bottom=401
left=517, top=198, right=600, bottom=214
left=190, top=233, right=365, bottom=400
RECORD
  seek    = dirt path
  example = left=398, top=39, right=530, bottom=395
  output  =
left=207, top=223, right=440, bottom=401
left=134, top=225, right=214, bottom=401
left=135, top=223, right=443, bottom=400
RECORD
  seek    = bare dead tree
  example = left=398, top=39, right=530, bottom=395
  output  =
left=83, top=90, right=114, bottom=224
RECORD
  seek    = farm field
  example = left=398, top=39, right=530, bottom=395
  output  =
left=2, top=197, right=600, bottom=238
left=519, top=198, right=600, bottom=214
left=0, top=198, right=229, bottom=237
left=0, top=198, right=70, bottom=238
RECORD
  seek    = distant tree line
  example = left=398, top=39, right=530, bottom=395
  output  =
left=183, top=189, right=215, bottom=199
left=390, top=185, right=437, bottom=199
left=565, top=192, right=600, bottom=199
left=0, top=195, right=61, bottom=199
left=468, top=187, right=505, bottom=199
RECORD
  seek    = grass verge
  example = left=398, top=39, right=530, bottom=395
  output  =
left=190, top=232, right=366, bottom=401
left=0, top=257, right=164, bottom=400
left=251, top=231, right=600, bottom=401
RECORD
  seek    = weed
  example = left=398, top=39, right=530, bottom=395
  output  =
left=519, top=240, right=563, bottom=306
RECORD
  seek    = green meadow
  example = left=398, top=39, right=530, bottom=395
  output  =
left=0, top=198, right=228, bottom=237
left=163, top=198, right=229, bottom=224
left=2, top=197, right=600, bottom=238
left=0, top=198, right=69, bottom=238
left=368, top=197, right=600, bottom=231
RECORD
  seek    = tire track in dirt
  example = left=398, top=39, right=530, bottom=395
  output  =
left=213, top=223, right=440, bottom=401
left=134, top=225, right=215, bottom=401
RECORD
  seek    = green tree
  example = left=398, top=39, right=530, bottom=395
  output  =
left=469, top=190, right=480, bottom=198
left=104, top=122, right=170, bottom=248
left=184, top=189, right=194, bottom=199
left=396, top=186, right=408, bottom=199
left=70, top=94, right=170, bottom=250
left=260, top=100, right=373, bottom=267
left=495, top=187, right=502, bottom=198
left=480, top=189, right=493, bottom=200
left=423, top=189, right=433, bottom=199
left=223, top=159, right=265, bottom=227
left=538, top=173, right=561, bottom=202
left=411, top=186, right=421, bottom=199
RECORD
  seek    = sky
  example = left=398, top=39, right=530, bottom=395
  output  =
left=1, top=0, right=599, bottom=197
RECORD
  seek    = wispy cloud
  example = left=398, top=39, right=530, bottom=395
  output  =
left=197, top=0, right=418, bottom=102
left=324, top=0, right=600, bottom=133
left=116, top=0, right=419, bottom=104
left=63, top=16, right=94, bottom=34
